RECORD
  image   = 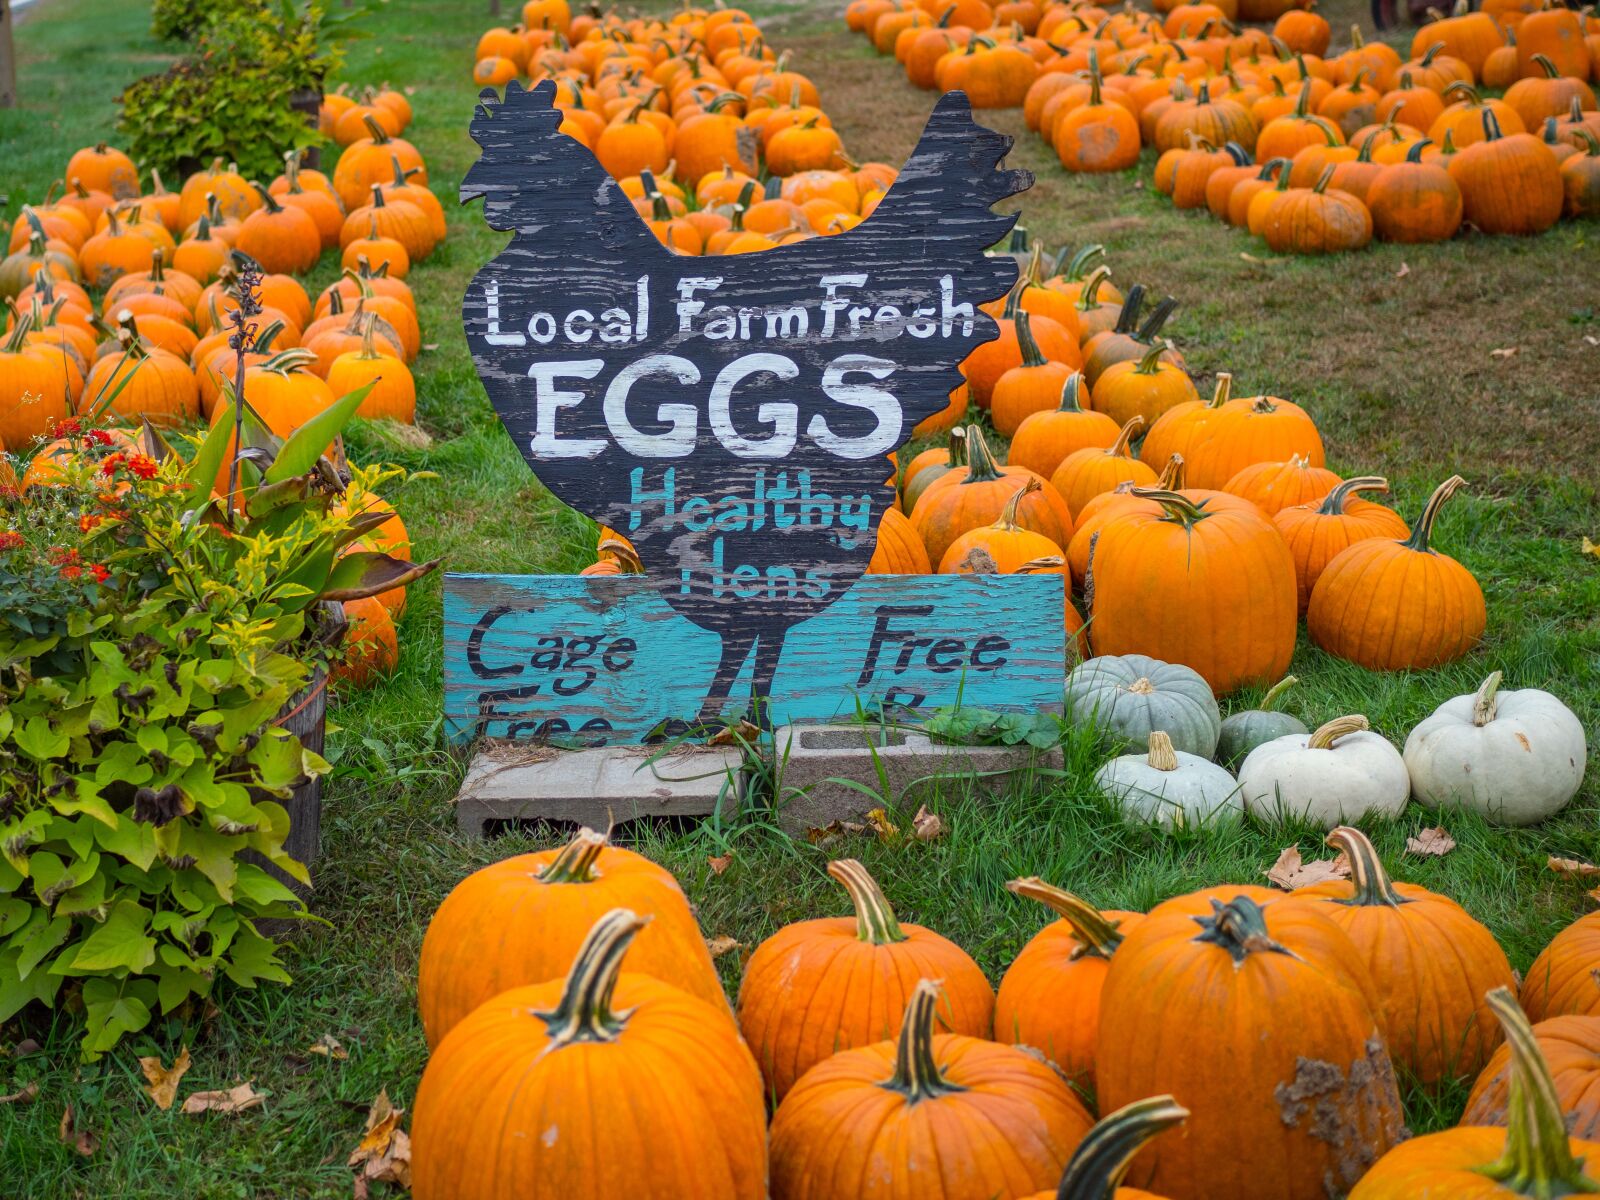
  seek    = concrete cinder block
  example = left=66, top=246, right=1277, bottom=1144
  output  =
left=455, top=742, right=746, bottom=837
left=772, top=723, right=1063, bottom=834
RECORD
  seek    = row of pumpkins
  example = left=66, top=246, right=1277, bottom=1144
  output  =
left=404, top=823, right=1600, bottom=1198
left=472, top=8, right=919, bottom=256
left=1078, top=657, right=1586, bottom=828
left=845, top=0, right=1600, bottom=246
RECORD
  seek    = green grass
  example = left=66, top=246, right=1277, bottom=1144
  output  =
left=2, top=0, right=1599, bottom=1194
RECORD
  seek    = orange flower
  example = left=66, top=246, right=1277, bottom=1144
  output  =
left=0, top=531, right=22, bottom=551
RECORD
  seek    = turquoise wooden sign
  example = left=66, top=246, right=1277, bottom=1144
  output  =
left=444, top=573, right=1065, bottom=745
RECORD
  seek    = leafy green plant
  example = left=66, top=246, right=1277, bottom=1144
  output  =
left=150, top=0, right=210, bottom=40
left=922, top=706, right=1064, bottom=750
left=0, top=273, right=436, bottom=1058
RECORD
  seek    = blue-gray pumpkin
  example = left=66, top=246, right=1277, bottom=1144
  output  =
left=1065, top=653, right=1221, bottom=758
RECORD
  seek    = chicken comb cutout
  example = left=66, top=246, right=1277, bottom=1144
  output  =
left=459, top=86, right=1035, bottom=725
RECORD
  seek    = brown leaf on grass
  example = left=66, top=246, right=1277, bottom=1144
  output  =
left=59, top=1104, right=98, bottom=1156
left=1240, top=252, right=1281, bottom=266
left=1582, top=537, right=1600, bottom=561
left=1405, top=828, right=1456, bottom=858
left=181, top=1081, right=265, bottom=1116
left=1588, top=886, right=1600, bottom=907
left=1266, top=846, right=1351, bottom=890
left=349, top=1089, right=412, bottom=1191
left=1395, top=262, right=1410, bottom=279
left=1549, top=856, right=1600, bottom=879
left=1490, top=347, right=1519, bottom=359
left=866, top=808, right=899, bottom=841
left=804, top=821, right=842, bottom=845
left=707, top=720, right=760, bottom=747
left=373, top=421, right=435, bottom=452
left=0, top=1081, right=38, bottom=1105
left=911, top=805, right=944, bottom=842
left=139, top=1046, right=190, bottom=1111
left=706, top=935, right=741, bottom=959
left=706, top=853, right=733, bottom=876
left=307, top=1034, right=348, bottom=1061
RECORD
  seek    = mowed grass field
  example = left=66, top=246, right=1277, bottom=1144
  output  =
left=1, top=0, right=1598, bottom=1194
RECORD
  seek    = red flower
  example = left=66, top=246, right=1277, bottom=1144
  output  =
left=83, top=429, right=113, bottom=447
left=0, top=484, right=19, bottom=503
left=48, top=418, right=83, bottom=439
left=88, top=563, right=110, bottom=584
left=99, top=453, right=126, bottom=477
left=0, top=531, right=22, bottom=552
left=127, top=454, right=159, bottom=481
left=47, top=546, right=80, bottom=566
left=59, top=564, right=83, bottom=581
left=79, top=513, right=103, bottom=533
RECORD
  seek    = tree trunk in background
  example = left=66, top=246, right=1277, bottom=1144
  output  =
left=1, top=0, right=17, bottom=110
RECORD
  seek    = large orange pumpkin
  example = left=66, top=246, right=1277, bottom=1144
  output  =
left=1522, top=911, right=1600, bottom=1023
left=416, top=826, right=729, bottom=1047
left=1222, top=453, right=1339, bottom=515
left=992, top=310, right=1076, bottom=437
left=1049, top=415, right=1156, bottom=516
left=1273, top=475, right=1410, bottom=613
left=1307, top=474, right=1485, bottom=671
left=1098, top=892, right=1403, bottom=1199
left=1348, top=989, right=1600, bottom=1199
left=1464, top=1013, right=1600, bottom=1142
left=1139, top=372, right=1233, bottom=469
left=913, top=427, right=1073, bottom=569
left=1295, top=826, right=1515, bottom=1085
left=769, top=979, right=1093, bottom=1200
left=1086, top=487, right=1297, bottom=694
left=736, top=858, right=994, bottom=1102
left=1183, top=392, right=1325, bottom=490
left=412, top=909, right=767, bottom=1200
left=995, top=878, right=1143, bottom=1087
left=866, top=505, right=933, bottom=573
left=1007, top=372, right=1120, bottom=480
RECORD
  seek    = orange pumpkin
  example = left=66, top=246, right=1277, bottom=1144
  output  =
left=1464, top=1014, right=1600, bottom=1142
left=1007, top=372, right=1120, bottom=480
left=325, top=312, right=415, bottom=423
left=1183, top=392, right=1325, bottom=490
left=1522, top=911, right=1600, bottom=1023
left=1273, top=475, right=1410, bottom=614
left=914, top=427, right=1073, bottom=568
left=1448, top=109, right=1565, bottom=235
left=1049, top=416, right=1156, bottom=516
left=1222, top=453, right=1339, bottom=515
left=992, top=310, right=1077, bottom=436
left=866, top=505, right=933, bottom=573
left=1091, top=340, right=1198, bottom=431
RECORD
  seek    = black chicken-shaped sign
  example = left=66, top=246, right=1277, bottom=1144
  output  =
left=461, top=80, right=1033, bottom=724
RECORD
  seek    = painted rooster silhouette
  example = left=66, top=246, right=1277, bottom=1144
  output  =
left=461, top=79, right=1031, bottom=726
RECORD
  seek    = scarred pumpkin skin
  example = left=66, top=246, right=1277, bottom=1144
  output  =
left=1464, top=1013, right=1600, bottom=1141
left=416, top=827, right=729, bottom=1048
left=1521, top=911, right=1600, bottom=1023
left=1296, top=827, right=1515, bottom=1086
left=412, top=910, right=768, bottom=1200
left=1097, top=892, right=1404, bottom=1199
left=996, top=878, right=1144, bottom=1087
left=769, top=980, right=1092, bottom=1200
left=737, top=859, right=994, bottom=1102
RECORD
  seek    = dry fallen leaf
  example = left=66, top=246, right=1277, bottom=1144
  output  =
left=181, top=1081, right=265, bottom=1116
left=708, top=720, right=760, bottom=746
left=349, top=1089, right=412, bottom=1192
left=0, top=1081, right=38, bottom=1105
left=1589, top=886, right=1600, bottom=907
left=1395, top=262, right=1410, bottom=279
left=307, top=1034, right=348, bottom=1062
left=866, top=808, right=899, bottom=841
left=1490, top=347, right=1519, bottom=359
left=706, top=853, right=733, bottom=876
left=1549, top=856, right=1600, bottom=879
left=1582, top=537, right=1600, bottom=561
left=59, top=1103, right=98, bottom=1156
left=139, top=1046, right=190, bottom=1111
left=1239, top=252, right=1281, bottom=266
left=706, top=935, right=741, bottom=959
left=420, top=343, right=439, bottom=352
left=1405, top=828, right=1456, bottom=858
left=804, top=821, right=843, bottom=845
left=1266, top=846, right=1351, bottom=890
left=912, top=805, right=944, bottom=842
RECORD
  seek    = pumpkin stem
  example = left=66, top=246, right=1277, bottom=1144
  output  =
left=1157, top=454, right=1185, bottom=489
left=536, top=908, right=650, bottom=1047
left=1132, top=339, right=1170, bottom=375
left=992, top=477, right=1041, bottom=532
left=1316, top=475, right=1389, bottom=514
left=1192, top=896, right=1294, bottom=963
left=1128, top=485, right=1207, bottom=526
left=1472, top=670, right=1503, bottom=727
left=1325, top=826, right=1410, bottom=909
left=1135, top=296, right=1178, bottom=342
left=1402, top=474, right=1466, bottom=554
left=1014, top=555, right=1065, bottom=575
left=1005, top=878, right=1126, bottom=959
left=1055, top=372, right=1090, bottom=413
left=1206, top=372, right=1233, bottom=409
left=1016, top=309, right=1047, bottom=369
left=882, top=979, right=964, bottom=1103
left=1107, top=415, right=1143, bottom=460
left=1053, top=1096, right=1189, bottom=1200
left=2, top=312, right=34, bottom=354
left=1308, top=714, right=1369, bottom=750
left=1476, top=987, right=1600, bottom=1194
left=828, top=858, right=907, bottom=945
left=1057, top=244, right=1103, bottom=283
left=962, top=425, right=1005, bottom=485
left=1074, top=265, right=1114, bottom=314
left=1532, top=52, right=1562, bottom=80
left=1145, top=730, right=1179, bottom=772
left=537, top=826, right=608, bottom=883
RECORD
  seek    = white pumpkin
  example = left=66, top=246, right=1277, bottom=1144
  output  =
left=1239, top=715, right=1409, bottom=829
left=1404, top=671, right=1588, bottom=826
left=1095, top=731, right=1243, bottom=829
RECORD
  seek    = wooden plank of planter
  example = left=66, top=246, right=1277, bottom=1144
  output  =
left=442, top=573, right=1065, bottom=745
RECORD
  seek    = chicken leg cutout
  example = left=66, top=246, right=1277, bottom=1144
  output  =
left=461, top=80, right=1033, bottom=726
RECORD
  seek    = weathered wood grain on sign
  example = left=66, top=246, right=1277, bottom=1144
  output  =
left=444, top=573, right=1065, bottom=745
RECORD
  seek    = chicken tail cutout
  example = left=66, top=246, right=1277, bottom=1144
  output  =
left=461, top=82, right=1034, bottom=731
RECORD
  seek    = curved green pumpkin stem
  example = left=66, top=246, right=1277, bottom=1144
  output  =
left=1129, top=485, right=1208, bottom=526
left=1478, top=987, right=1600, bottom=1194
left=1472, top=670, right=1503, bottom=727
left=883, top=979, right=964, bottom=1102
left=1056, top=372, right=1091, bottom=413
left=1054, top=1095, right=1189, bottom=1200
left=2, top=311, right=34, bottom=354
left=1444, top=79, right=1483, bottom=107
left=1317, top=475, right=1390, bottom=514
left=1110, top=283, right=1147, bottom=337
left=537, top=825, right=608, bottom=883
left=1132, top=339, right=1172, bottom=376
left=1106, top=415, right=1144, bottom=461
left=1258, top=675, right=1298, bottom=712
left=1006, top=877, right=1126, bottom=959
left=961, top=424, right=1005, bottom=485
left=1403, top=474, right=1466, bottom=554
left=1293, top=77, right=1314, bottom=118
left=1016, top=309, right=1047, bottom=369
left=829, top=858, right=907, bottom=945
left=1404, top=138, right=1433, bottom=164
left=1074, top=265, right=1114, bottom=316
left=1136, top=296, right=1179, bottom=342
left=1531, top=52, right=1563, bottom=80
left=1311, top=163, right=1339, bottom=194
left=1222, top=141, right=1253, bottom=167
left=1002, top=273, right=1026, bottom=320
left=1057, top=243, right=1105, bottom=283
left=1192, top=895, right=1293, bottom=963
left=992, top=476, right=1041, bottom=533
left=1325, top=826, right=1411, bottom=908
left=538, top=908, right=649, bottom=1046
left=1480, top=108, right=1505, bottom=143
left=1418, top=41, right=1445, bottom=68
